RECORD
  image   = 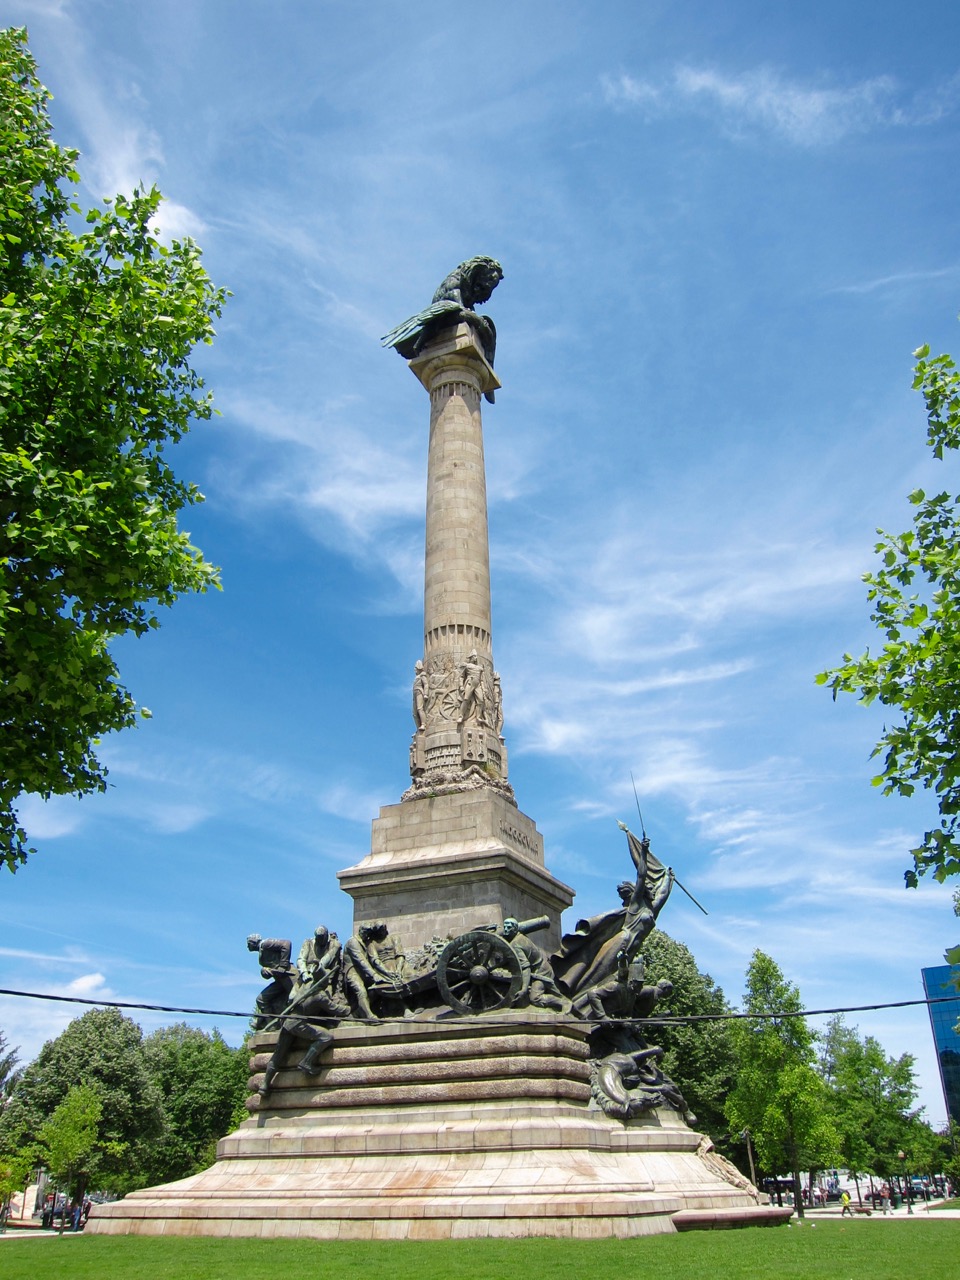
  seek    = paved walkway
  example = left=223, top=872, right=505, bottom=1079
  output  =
left=789, top=1198, right=960, bottom=1220
left=0, top=1226, right=83, bottom=1241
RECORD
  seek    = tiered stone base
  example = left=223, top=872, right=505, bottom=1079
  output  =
left=88, top=1015, right=790, bottom=1239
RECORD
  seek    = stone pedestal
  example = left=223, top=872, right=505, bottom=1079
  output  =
left=88, top=1017, right=789, bottom=1240
left=338, top=790, right=574, bottom=954
left=340, top=325, right=574, bottom=950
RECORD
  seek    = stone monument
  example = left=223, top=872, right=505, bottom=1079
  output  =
left=88, top=259, right=790, bottom=1239
left=339, top=256, right=573, bottom=956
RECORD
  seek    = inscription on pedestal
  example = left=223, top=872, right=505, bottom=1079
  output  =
left=500, top=820, right=540, bottom=858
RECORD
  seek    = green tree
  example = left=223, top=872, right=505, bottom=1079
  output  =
left=0, top=1008, right=164, bottom=1195
left=817, top=331, right=960, bottom=891
left=939, top=1121, right=960, bottom=1192
left=141, top=1024, right=248, bottom=1184
left=724, top=951, right=838, bottom=1217
left=819, top=1016, right=917, bottom=1200
left=0, top=1144, right=35, bottom=1223
left=900, top=1114, right=948, bottom=1189
left=641, top=931, right=739, bottom=1159
left=0, top=1028, right=19, bottom=1101
left=0, top=27, right=227, bottom=871
left=36, top=1082, right=102, bottom=1209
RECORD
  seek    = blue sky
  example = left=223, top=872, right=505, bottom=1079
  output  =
left=3, top=0, right=960, bottom=1128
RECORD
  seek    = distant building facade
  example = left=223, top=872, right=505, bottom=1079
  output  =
left=921, top=964, right=960, bottom=1126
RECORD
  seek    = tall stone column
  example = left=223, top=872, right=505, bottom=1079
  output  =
left=338, top=321, right=573, bottom=952
left=406, top=323, right=509, bottom=797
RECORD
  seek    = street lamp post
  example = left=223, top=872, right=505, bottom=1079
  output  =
left=898, top=1150, right=914, bottom=1215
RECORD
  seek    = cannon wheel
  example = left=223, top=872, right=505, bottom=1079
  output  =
left=437, top=930, right=528, bottom=1015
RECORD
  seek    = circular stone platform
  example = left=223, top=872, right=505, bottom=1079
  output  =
left=88, top=1014, right=790, bottom=1239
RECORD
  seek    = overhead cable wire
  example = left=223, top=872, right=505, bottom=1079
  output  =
left=0, top=984, right=958, bottom=1029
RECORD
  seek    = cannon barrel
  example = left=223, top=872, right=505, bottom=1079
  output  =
left=477, top=914, right=550, bottom=936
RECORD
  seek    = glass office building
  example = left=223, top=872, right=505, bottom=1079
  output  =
left=922, top=964, right=960, bottom=1126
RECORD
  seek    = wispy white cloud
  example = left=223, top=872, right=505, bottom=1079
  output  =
left=64, top=971, right=113, bottom=998
left=675, top=66, right=895, bottom=145
left=101, top=738, right=383, bottom=836
left=304, top=279, right=385, bottom=342
left=635, top=744, right=784, bottom=804
left=540, top=533, right=865, bottom=669
left=602, top=65, right=960, bottom=146
left=227, top=206, right=332, bottom=269
left=16, top=793, right=85, bottom=839
left=224, top=394, right=423, bottom=532
left=148, top=800, right=215, bottom=835
left=26, top=5, right=205, bottom=235
left=0, top=970, right=118, bottom=1065
left=149, top=198, right=206, bottom=242
left=823, top=265, right=960, bottom=296
left=0, top=946, right=93, bottom=965
left=217, top=384, right=549, bottom=606
left=501, top=513, right=867, bottom=772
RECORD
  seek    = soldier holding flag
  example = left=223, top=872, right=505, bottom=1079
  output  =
left=616, top=820, right=674, bottom=962
left=551, top=822, right=675, bottom=998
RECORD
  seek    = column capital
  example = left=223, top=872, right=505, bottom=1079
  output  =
left=408, top=323, right=502, bottom=398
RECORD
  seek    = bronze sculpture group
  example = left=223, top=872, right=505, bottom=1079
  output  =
left=248, top=822, right=690, bottom=1121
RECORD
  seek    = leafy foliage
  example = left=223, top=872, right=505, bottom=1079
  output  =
left=724, top=951, right=838, bottom=1212
left=140, top=1024, right=249, bottom=1183
left=947, top=889, right=960, bottom=969
left=817, top=336, right=960, bottom=890
left=0, top=1007, right=164, bottom=1195
left=899, top=1113, right=951, bottom=1184
left=0, top=1011, right=248, bottom=1196
left=819, top=1015, right=918, bottom=1181
left=36, top=1082, right=103, bottom=1200
left=938, top=1120, right=960, bottom=1188
left=0, top=27, right=227, bottom=871
left=0, top=1143, right=34, bottom=1214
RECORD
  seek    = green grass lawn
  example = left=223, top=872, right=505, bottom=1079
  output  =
left=1, top=1221, right=957, bottom=1280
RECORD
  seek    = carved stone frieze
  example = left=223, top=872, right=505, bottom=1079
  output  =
left=412, top=660, right=428, bottom=732
left=426, top=653, right=458, bottom=723
left=401, top=764, right=516, bottom=804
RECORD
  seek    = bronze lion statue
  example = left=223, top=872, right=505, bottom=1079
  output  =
left=381, top=256, right=503, bottom=401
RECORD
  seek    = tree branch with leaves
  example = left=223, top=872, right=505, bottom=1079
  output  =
left=818, top=332, right=960, bottom=894
left=0, top=27, right=227, bottom=871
